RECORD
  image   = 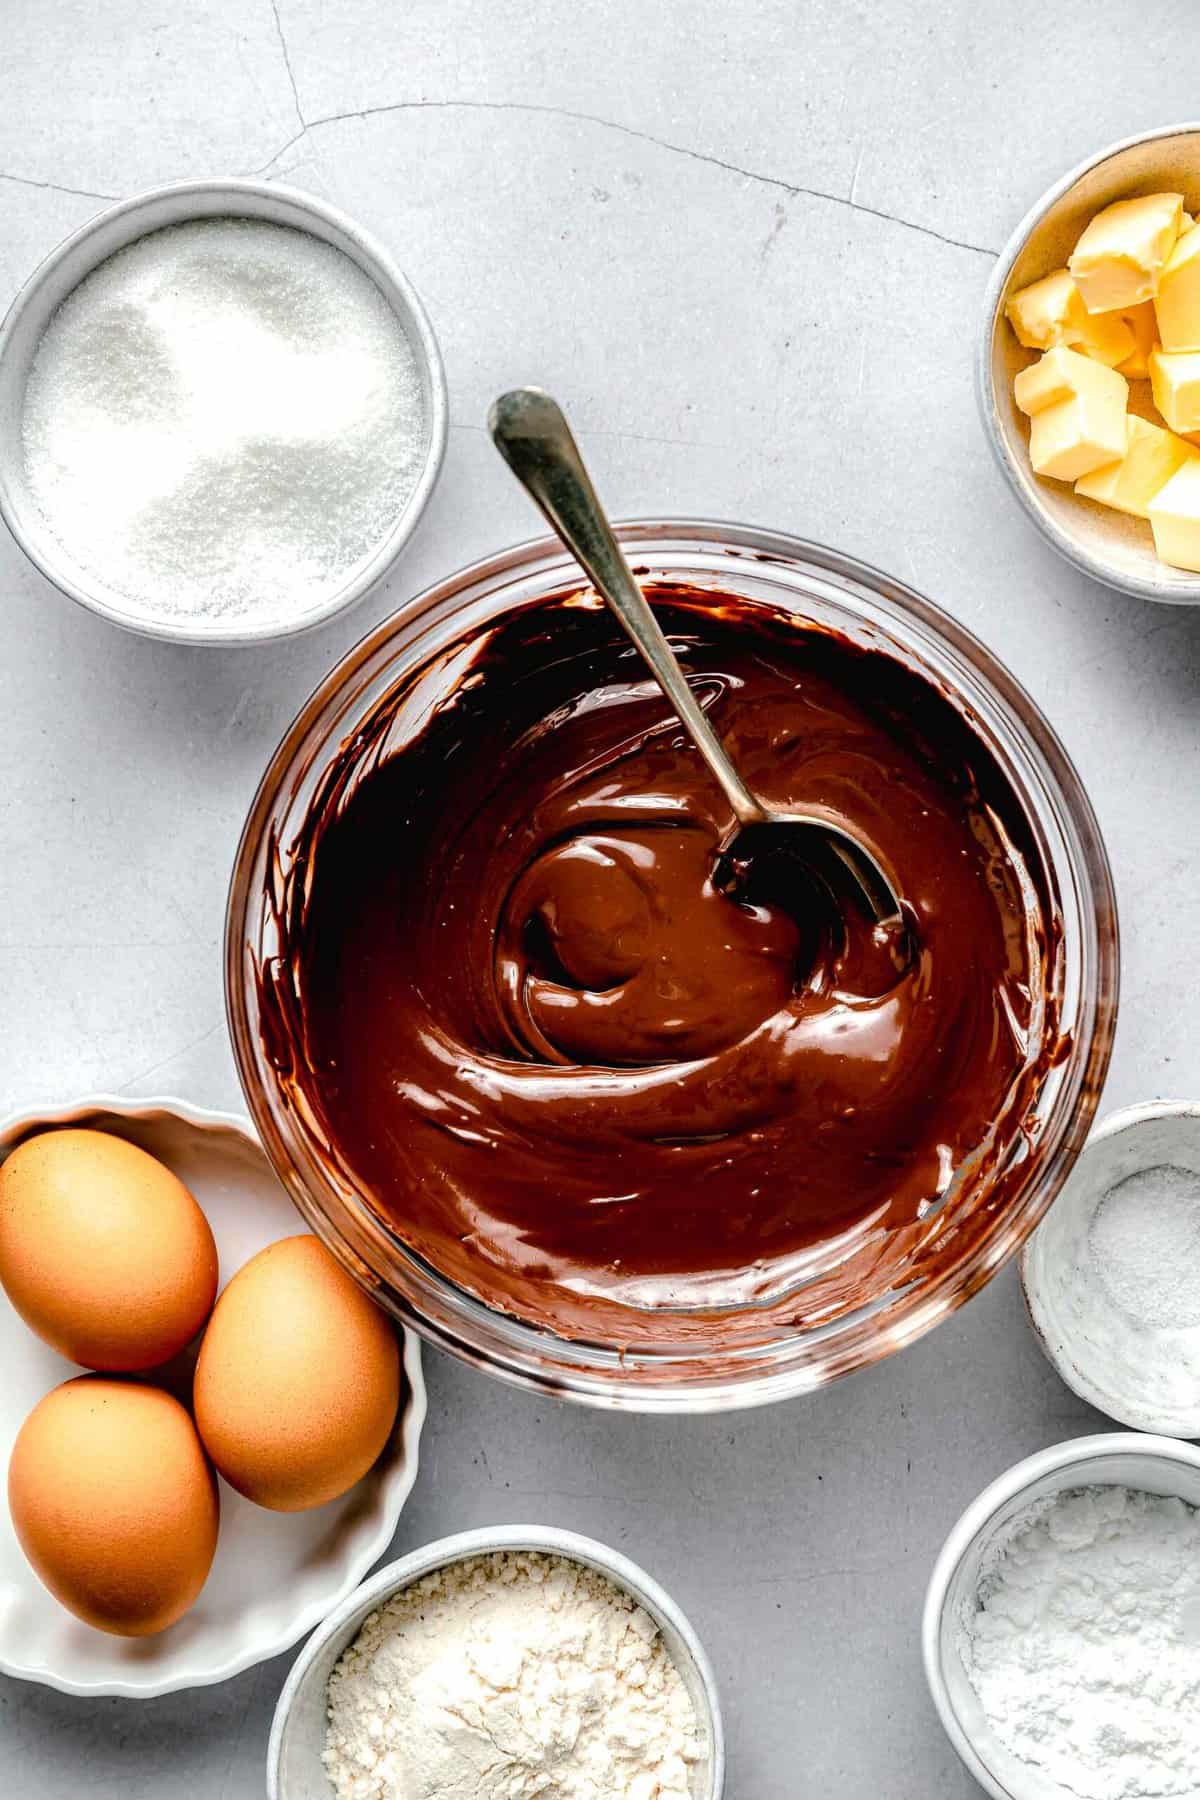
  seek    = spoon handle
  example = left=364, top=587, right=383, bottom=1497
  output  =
left=489, top=387, right=765, bottom=830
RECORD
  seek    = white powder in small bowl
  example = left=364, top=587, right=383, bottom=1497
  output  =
left=1090, top=1164, right=1200, bottom=1329
left=1023, top=1117, right=1200, bottom=1434
left=960, top=1484, right=1200, bottom=1800
left=21, top=217, right=429, bottom=631
left=323, top=1550, right=702, bottom=1799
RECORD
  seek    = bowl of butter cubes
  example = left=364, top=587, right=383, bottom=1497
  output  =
left=980, top=123, right=1200, bottom=603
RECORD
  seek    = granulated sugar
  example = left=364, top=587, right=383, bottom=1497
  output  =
left=22, top=218, right=428, bottom=629
left=1090, top=1164, right=1200, bottom=1329
left=1023, top=1147, right=1200, bottom=1431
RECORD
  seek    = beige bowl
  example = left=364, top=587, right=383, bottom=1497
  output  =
left=980, top=123, right=1200, bottom=604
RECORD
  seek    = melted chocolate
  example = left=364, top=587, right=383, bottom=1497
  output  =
left=266, top=586, right=1056, bottom=1347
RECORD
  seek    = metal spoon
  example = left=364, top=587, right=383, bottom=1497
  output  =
left=489, top=386, right=905, bottom=928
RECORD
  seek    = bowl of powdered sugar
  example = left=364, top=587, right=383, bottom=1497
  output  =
left=1021, top=1101, right=1200, bottom=1436
left=924, top=1433, right=1200, bottom=1800
left=0, top=179, right=446, bottom=644
left=267, top=1525, right=723, bottom=1800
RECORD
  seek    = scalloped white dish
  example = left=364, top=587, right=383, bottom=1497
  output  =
left=0, top=1095, right=426, bottom=1698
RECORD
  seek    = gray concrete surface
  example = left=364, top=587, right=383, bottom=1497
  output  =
left=3, top=2, right=1200, bottom=1793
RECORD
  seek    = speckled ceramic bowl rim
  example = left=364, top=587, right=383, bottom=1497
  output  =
left=922, top=1432, right=1200, bottom=1800
left=0, top=177, right=448, bottom=646
left=0, top=1093, right=427, bottom=1698
left=1019, top=1098, right=1200, bottom=1434
left=267, top=1525, right=726, bottom=1800
left=977, top=121, right=1200, bottom=605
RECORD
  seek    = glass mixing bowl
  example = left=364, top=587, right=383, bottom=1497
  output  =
left=225, top=522, right=1118, bottom=1411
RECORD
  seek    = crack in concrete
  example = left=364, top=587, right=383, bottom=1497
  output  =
left=267, top=0, right=305, bottom=132
left=0, top=171, right=118, bottom=203
left=838, top=194, right=997, bottom=257
left=255, top=125, right=308, bottom=178
left=115, top=1019, right=225, bottom=1093
left=261, top=97, right=999, bottom=258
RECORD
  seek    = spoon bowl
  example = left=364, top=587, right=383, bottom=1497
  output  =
left=713, top=816, right=907, bottom=938
left=489, top=387, right=905, bottom=927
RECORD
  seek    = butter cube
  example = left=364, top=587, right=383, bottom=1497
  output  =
left=1005, top=269, right=1085, bottom=347
left=1005, top=269, right=1133, bottom=366
left=1073, top=310, right=1137, bottom=367
left=1116, top=300, right=1158, bottom=377
left=1014, top=348, right=1077, bottom=413
left=1147, top=458, right=1200, bottom=569
left=1075, top=414, right=1197, bottom=516
left=1014, top=346, right=1129, bottom=481
left=1029, top=399, right=1128, bottom=483
left=1154, top=224, right=1200, bottom=350
left=1148, top=347, right=1200, bottom=433
left=1069, top=193, right=1184, bottom=313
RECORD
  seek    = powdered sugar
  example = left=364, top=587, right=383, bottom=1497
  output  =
left=323, top=1550, right=700, bottom=1799
left=960, top=1485, right=1200, bottom=1799
left=22, top=218, right=427, bottom=629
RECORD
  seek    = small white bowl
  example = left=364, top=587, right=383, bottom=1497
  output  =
left=923, top=1433, right=1200, bottom=1800
left=0, top=178, right=448, bottom=645
left=1020, top=1100, right=1200, bottom=1436
left=267, top=1526, right=726, bottom=1800
left=0, top=1095, right=426, bottom=1698
left=980, top=123, right=1200, bottom=604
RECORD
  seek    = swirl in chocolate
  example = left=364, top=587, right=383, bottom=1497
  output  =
left=266, top=587, right=1055, bottom=1347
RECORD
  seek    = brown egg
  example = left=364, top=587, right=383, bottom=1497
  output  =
left=8, top=1377, right=219, bottom=1636
left=0, top=1129, right=218, bottom=1370
left=194, top=1235, right=400, bottom=1512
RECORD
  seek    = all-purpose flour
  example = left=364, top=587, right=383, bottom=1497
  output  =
left=961, top=1485, right=1200, bottom=1800
left=323, top=1551, right=700, bottom=1799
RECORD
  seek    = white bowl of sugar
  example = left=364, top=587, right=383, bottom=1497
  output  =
left=0, top=179, right=447, bottom=645
left=1020, top=1100, right=1200, bottom=1436
left=924, top=1433, right=1200, bottom=1800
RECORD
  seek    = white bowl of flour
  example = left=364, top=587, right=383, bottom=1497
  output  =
left=1021, top=1101, right=1200, bottom=1436
left=0, top=179, right=447, bottom=645
left=924, top=1434, right=1200, bottom=1800
left=267, top=1525, right=724, bottom=1800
